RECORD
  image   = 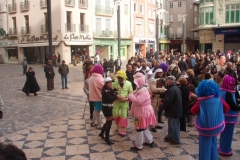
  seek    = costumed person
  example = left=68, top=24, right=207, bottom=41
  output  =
left=112, top=70, right=133, bottom=136
left=219, top=75, right=240, bottom=156
left=22, top=67, right=40, bottom=96
left=128, top=72, right=156, bottom=151
left=99, top=77, right=120, bottom=145
left=89, top=65, right=104, bottom=129
left=191, top=80, right=230, bottom=160
left=159, top=63, right=170, bottom=78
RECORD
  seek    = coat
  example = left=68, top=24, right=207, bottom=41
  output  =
left=22, top=71, right=40, bottom=93
left=89, top=73, right=104, bottom=101
left=179, top=84, right=190, bottom=117
left=44, top=64, right=55, bottom=78
left=58, top=64, right=69, bottom=75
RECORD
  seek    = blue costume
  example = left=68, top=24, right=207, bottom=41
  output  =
left=219, top=89, right=239, bottom=156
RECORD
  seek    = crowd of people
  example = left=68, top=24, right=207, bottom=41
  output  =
left=83, top=49, right=240, bottom=156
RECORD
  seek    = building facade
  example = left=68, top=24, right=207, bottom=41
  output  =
left=168, top=0, right=199, bottom=53
left=0, top=0, right=93, bottom=64
left=198, top=0, right=240, bottom=53
left=132, top=0, right=156, bottom=57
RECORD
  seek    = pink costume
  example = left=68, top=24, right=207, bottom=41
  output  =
left=128, top=73, right=156, bottom=150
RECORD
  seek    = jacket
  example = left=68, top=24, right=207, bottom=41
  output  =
left=58, top=64, right=69, bottom=75
left=159, top=83, right=182, bottom=118
left=44, top=64, right=55, bottom=78
left=102, top=86, right=117, bottom=104
left=89, top=73, right=104, bottom=101
left=178, top=60, right=188, bottom=72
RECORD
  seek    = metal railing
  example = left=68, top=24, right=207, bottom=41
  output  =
left=65, top=0, right=75, bottom=7
left=9, top=28, right=18, bottom=36
left=94, top=30, right=113, bottom=37
left=79, top=0, right=88, bottom=8
left=8, top=3, right=17, bottom=13
left=41, top=25, right=48, bottom=33
left=66, top=23, right=76, bottom=32
left=95, top=5, right=113, bottom=15
left=40, top=0, right=47, bottom=8
left=21, top=26, right=31, bottom=35
left=176, top=33, right=183, bottom=38
left=20, top=1, right=30, bottom=11
left=79, top=24, right=88, bottom=33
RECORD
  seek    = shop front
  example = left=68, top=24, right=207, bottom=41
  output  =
left=199, top=29, right=214, bottom=53
left=0, top=40, right=18, bottom=63
left=18, top=34, right=60, bottom=64
left=159, top=39, right=170, bottom=53
left=133, top=37, right=155, bottom=57
left=93, top=38, right=132, bottom=60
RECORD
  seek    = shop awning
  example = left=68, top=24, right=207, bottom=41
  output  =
left=64, top=41, right=93, bottom=46
left=159, top=40, right=171, bottom=44
left=18, top=42, right=60, bottom=47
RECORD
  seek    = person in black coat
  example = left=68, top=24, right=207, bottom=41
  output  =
left=178, top=57, right=188, bottom=73
left=22, top=67, right=40, bottom=96
left=44, top=60, right=55, bottom=90
left=178, top=77, right=189, bottom=131
left=102, top=59, right=109, bottom=78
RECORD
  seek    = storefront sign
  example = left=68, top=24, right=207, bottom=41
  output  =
left=0, top=40, right=18, bottom=47
left=134, top=38, right=155, bottom=44
left=19, top=35, right=59, bottom=43
left=215, top=28, right=240, bottom=34
left=63, top=33, right=92, bottom=41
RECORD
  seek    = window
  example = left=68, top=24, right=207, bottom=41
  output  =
left=226, top=4, right=240, bottom=23
left=165, top=13, right=169, bottom=24
left=105, top=19, right=111, bottom=30
left=200, top=7, right=214, bottom=25
left=169, top=27, right=173, bottom=38
left=178, top=14, right=182, bottom=21
left=124, top=4, right=128, bottom=14
left=140, top=4, right=143, bottom=14
left=194, top=5, right=198, bottom=12
left=178, top=1, right=181, bottom=7
left=177, top=27, right=182, bottom=38
left=152, top=0, right=155, bottom=4
left=194, top=16, right=197, bottom=25
left=148, top=0, right=151, bottom=3
left=165, top=0, right=168, bottom=9
left=134, top=3, right=137, bottom=13
left=136, top=18, right=144, bottom=36
left=169, top=2, right=173, bottom=8
left=105, top=0, right=110, bottom=7
left=170, top=15, right=173, bottom=22
left=190, top=4, right=192, bottom=9
left=96, top=18, right=101, bottom=34
left=148, top=8, right=151, bottom=18
left=149, top=23, right=154, bottom=33
left=194, top=32, right=198, bottom=39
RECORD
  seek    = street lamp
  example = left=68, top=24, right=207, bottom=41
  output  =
left=182, top=14, right=188, bottom=55
left=47, top=0, right=53, bottom=60
left=114, top=0, right=121, bottom=58
left=153, top=6, right=162, bottom=52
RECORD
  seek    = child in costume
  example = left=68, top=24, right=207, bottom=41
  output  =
left=112, top=70, right=133, bottom=136
left=99, top=77, right=120, bottom=145
left=191, top=80, right=229, bottom=160
left=219, top=75, right=240, bottom=156
left=128, top=73, right=157, bottom=151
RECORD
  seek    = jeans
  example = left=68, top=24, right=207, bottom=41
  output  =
left=61, top=75, right=68, bottom=88
left=168, top=118, right=180, bottom=143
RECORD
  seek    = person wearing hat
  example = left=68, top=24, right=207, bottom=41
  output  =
left=112, top=70, right=133, bottom=136
left=44, top=60, right=55, bottom=90
left=58, top=60, right=69, bottom=89
left=159, top=76, right=182, bottom=145
left=99, top=77, right=120, bottom=145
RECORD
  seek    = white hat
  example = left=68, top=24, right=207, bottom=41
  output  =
left=155, top=68, right=163, bottom=73
left=104, top=77, right=112, bottom=83
left=147, top=70, right=153, bottom=75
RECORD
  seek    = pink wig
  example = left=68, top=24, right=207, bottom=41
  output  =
left=91, top=64, right=104, bottom=75
left=222, top=75, right=235, bottom=90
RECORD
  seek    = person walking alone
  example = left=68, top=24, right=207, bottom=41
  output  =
left=58, top=60, right=69, bottom=89
left=21, top=57, right=27, bottom=76
left=44, top=60, right=55, bottom=91
left=22, top=67, right=40, bottom=96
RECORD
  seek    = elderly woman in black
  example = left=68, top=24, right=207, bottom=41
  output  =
left=22, top=67, right=40, bottom=96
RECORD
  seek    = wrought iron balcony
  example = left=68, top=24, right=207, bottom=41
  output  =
left=65, top=0, right=75, bottom=7
left=20, top=1, right=30, bottom=11
left=40, top=0, right=47, bottom=8
left=21, top=26, right=31, bottom=35
left=95, top=5, right=113, bottom=16
left=79, top=24, right=88, bottom=33
left=41, top=25, right=48, bottom=33
left=79, top=0, right=88, bottom=8
left=9, top=28, right=18, bottom=36
left=66, top=23, right=76, bottom=32
left=8, top=3, right=17, bottom=13
left=176, top=33, right=183, bottom=39
left=94, top=30, right=113, bottom=37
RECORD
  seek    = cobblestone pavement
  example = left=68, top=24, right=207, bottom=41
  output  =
left=0, top=64, right=240, bottom=160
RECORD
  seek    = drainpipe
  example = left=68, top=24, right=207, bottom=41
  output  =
left=5, top=0, right=9, bottom=35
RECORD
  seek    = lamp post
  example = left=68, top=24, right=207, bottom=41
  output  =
left=153, top=7, right=162, bottom=52
left=114, top=0, right=121, bottom=58
left=182, top=14, right=188, bottom=55
left=47, top=0, right=53, bottom=60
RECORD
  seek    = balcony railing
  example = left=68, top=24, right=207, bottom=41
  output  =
left=176, top=33, right=183, bottom=38
left=40, top=0, right=47, bottom=8
left=20, top=1, right=30, bottom=11
left=94, top=30, right=113, bottom=37
left=66, top=23, right=76, bottom=32
left=9, top=28, right=18, bottom=36
left=65, top=0, right=75, bottom=7
left=8, top=3, right=17, bottom=13
left=79, top=0, right=88, bottom=8
left=169, top=33, right=174, bottom=39
left=21, top=26, right=31, bottom=35
left=79, top=24, right=88, bottom=33
left=41, top=25, right=48, bottom=33
left=95, top=5, right=113, bottom=16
